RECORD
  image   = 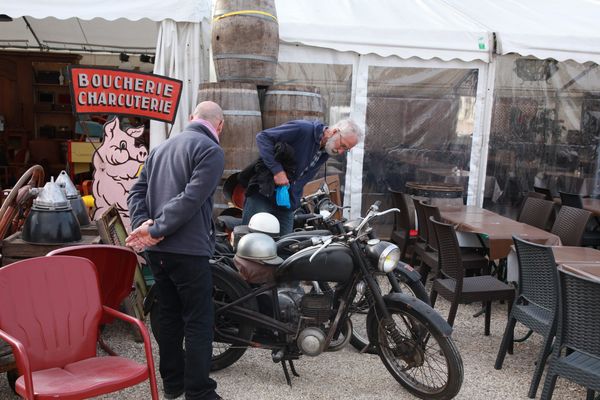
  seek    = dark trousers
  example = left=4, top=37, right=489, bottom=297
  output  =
left=146, top=251, right=217, bottom=400
left=242, top=193, right=294, bottom=235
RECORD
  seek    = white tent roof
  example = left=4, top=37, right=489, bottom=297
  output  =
left=0, top=0, right=211, bottom=54
left=276, top=0, right=491, bottom=62
left=2, top=0, right=210, bottom=22
left=445, top=0, right=600, bottom=64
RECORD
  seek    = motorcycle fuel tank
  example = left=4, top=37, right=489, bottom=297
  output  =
left=275, top=243, right=354, bottom=283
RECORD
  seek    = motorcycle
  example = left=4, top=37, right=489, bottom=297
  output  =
left=209, top=201, right=463, bottom=399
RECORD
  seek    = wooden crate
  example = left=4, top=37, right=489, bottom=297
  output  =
left=1, top=232, right=101, bottom=266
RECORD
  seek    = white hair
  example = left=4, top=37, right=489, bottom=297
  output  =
left=331, top=119, right=363, bottom=142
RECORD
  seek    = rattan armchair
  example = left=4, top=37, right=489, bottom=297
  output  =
left=518, top=197, right=555, bottom=230
left=495, top=237, right=558, bottom=398
left=388, top=188, right=417, bottom=261
left=429, top=218, right=515, bottom=335
left=540, top=267, right=600, bottom=400
left=550, top=205, right=591, bottom=246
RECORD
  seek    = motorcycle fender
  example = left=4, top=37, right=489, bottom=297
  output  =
left=395, top=262, right=422, bottom=283
left=382, top=293, right=453, bottom=337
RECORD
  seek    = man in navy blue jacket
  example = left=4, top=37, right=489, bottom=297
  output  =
left=242, top=118, right=362, bottom=235
left=126, top=101, right=225, bottom=400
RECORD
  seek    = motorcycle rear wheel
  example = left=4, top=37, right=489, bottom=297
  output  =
left=371, top=305, right=463, bottom=400
left=211, top=267, right=256, bottom=371
left=349, top=272, right=428, bottom=353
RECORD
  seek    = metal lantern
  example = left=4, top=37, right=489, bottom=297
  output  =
left=55, top=170, right=92, bottom=226
left=22, top=177, right=82, bottom=244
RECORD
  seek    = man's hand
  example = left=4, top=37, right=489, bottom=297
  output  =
left=125, top=219, right=164, bottom=252
left=273, top=171, right=289, bottom=186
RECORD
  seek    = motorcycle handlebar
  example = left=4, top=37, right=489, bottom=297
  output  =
left=288, top=236, right=326, bottom=252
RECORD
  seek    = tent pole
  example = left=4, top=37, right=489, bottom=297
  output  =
left=22, top=16, right=46, bottom=51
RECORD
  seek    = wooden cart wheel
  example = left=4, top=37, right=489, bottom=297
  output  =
left=0, top=165, right=45, bottom=240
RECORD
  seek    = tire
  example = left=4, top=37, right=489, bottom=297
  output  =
left=350, top=272, right=428, bottom=353
left=211, top=264, right=256, bottom=371
left=6, top=369, right=18, bottom=393
left=370, top=305, right=463, bottom=400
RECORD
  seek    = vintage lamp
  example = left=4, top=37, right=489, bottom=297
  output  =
left=22, top=177, right=82, bottom=244
left=55, top=170, right=92, bottom=226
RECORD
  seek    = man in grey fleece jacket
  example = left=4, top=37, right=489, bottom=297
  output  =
left=126, top=101, right=225, bottom=400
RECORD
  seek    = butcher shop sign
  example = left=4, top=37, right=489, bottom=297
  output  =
left=68, top=66, right=182, bottom=230
left=69, top=66, right=182, bottom=123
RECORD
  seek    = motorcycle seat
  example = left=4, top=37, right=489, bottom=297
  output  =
left=217, top=215, right=244, bottom=231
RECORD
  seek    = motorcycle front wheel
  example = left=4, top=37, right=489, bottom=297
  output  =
left=349, top=272, right=428, bottom=353
left=370, top=304, right=463, bottom=400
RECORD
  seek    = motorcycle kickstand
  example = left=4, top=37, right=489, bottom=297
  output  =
left=280, top=359, right=300, bottom=387
left=289, top=359, right=300, bottom=377
left=280, top=360, right=292, bottom=387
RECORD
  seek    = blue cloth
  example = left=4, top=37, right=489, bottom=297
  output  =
left=275, top=185, right=291, bottom=209
left=127, top=121, right=225, bottom=256
left=242, top=193, right=294, bottom=236
left=255, top=120, right=329, bottom=210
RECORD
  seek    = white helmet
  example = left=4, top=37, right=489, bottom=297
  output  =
left=248, top=212, right=280, bottom=237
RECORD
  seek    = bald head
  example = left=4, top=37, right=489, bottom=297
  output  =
left=191, top=101, right=224, bottom=136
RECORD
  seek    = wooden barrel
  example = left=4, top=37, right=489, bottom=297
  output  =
left=212, top=0, right=279, bottom=86
left=261, top=85, right=324, bottom=129
left=198, top=82, right=262, bottom=173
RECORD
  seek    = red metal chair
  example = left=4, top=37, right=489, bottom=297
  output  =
left=47, top=244, right=137, bottom=325
left=0, top=255, right=158, bottom=399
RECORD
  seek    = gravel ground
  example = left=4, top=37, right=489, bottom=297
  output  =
left=0, top=296, right=587, bottom=400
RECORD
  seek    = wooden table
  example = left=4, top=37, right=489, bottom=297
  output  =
left=508, top=246, right=600, bottom=282
left=440, top=205, right=561, bottom=260
left=559, top=262, right=600, bottom=282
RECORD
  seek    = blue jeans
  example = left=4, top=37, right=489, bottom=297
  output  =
left=146, top=251, right=217, bottom=400
left=242, top=193, right=294, bottom=236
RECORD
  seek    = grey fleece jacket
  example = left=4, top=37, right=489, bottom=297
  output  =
left=127, top=121, right=225, bottom=256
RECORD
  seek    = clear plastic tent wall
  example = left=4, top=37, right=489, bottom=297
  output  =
left=486, top=54, right=600, bottom=218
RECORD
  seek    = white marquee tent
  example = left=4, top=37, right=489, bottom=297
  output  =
left=2, top=0, right=600, bottom=215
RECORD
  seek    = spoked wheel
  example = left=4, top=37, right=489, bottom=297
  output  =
left=211, top=263, right=255, bottom=371
left=370, top=305, right=463, bottom=400
left=0, top=165, right=45, bottom=239
left=350, top=272, right=428, bottom=353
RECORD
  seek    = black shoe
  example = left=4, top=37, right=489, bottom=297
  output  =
left=164, top=388, right=184, bottom=399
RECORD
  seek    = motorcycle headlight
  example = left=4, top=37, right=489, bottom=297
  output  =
left=365, top=240, right=400, bottom=273
left=379, top=244, right=400, bottom=273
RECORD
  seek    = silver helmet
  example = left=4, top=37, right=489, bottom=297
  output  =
left=236, top=232, right=284, bottom=265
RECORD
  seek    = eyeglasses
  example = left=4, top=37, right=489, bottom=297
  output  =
left=336, top=132, right=351, bottom=154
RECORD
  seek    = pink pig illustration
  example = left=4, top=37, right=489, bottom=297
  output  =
left=92, top=117, right=148, bottom=230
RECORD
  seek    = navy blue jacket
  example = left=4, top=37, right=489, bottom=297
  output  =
left=256, top=120, right=328, bottom=210
left=127, top=121, right=225, bottom=256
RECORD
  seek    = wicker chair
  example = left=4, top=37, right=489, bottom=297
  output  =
left=550, top=206, right=591, bottom=246
left=388, top=188, right=417, bottom=261
left=518, top=197, right=555, bottom=230
left=534, top=186, right=554, bottom=201
left=420, top=202, right=489, bottom=283
left=429, top=217, right=515, bottom=335
left=410, top=198, right=430, bottom=276
left=495, top=237, right=558, bottom=398
left=558, top=192, right=600, bottom=248
left=540, top=268, right=600, bottom=400
left=559, top=191, right=583, bottom=208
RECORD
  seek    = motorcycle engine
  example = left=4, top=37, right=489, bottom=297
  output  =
left=277, top=285, right=304, bottom=323
left=296, top=293, right=333, bottom=356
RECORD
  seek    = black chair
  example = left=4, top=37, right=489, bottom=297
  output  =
left=518, top=197, right=555, bottom=230
left=410, top=198, right=431, bottom=274
left=534, top=186, right=554, bottom=201
left=550, top=206, right=591, bottom=246
left=559, top=191, right=583, bottom=208
left=495, top=237, right=558, bottom=398
left=388, top=188, right=417, bottom=262
left=540, top=267, right=600, bottom=400
left=429, top=217, right=515, bottom=335
left=559, top=191, right=600, bottom=248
